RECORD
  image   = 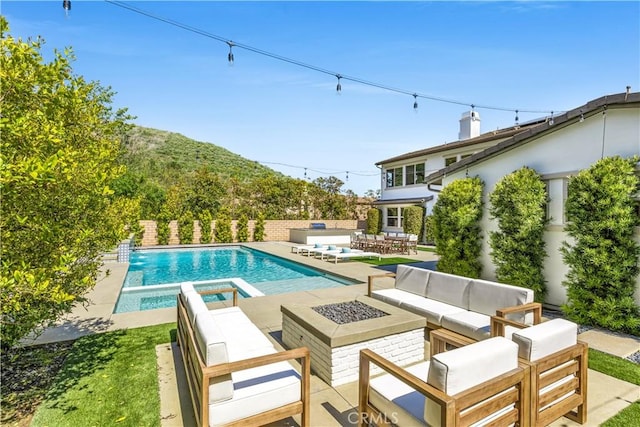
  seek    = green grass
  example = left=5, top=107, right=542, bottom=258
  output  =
left=416, top=245, right=437, bottom=253
left=353, top=257, right=421, bottom=266
left=601, top=400, right=640, bottom=426
left=588, top=348, right=640, bottom=386
left=30, top=323, right=175, bottom=427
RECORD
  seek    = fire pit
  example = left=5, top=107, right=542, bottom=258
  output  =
left=281, top=295, right=426, bottom=386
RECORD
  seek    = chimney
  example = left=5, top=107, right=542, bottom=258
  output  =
left=458, top=110, right=481, bottom=140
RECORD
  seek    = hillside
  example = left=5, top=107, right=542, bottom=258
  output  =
left=122, top=126, right=284, bottom=187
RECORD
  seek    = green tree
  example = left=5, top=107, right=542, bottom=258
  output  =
left=236, top=214, right=249, bottom=242
left=178, top=211, right=194, bottom=244
left=489, top=167, right=548, bottom=301
left=215, top=207, right=233, bottom=243
left=198, top=210, right=213, bottom=244
left=0, top=18, right=133, bottom=348
left=310, top=176, right=349, bottom=219
left=561, top=156, right=640, bottom=334
left=403, top=206, right=424, bottom=236
left=366, top=208, right=381, bottom=234
left=253, top=213, right=266, bottom=242
left=432, top=176, right=484, bottom=278
left=156, top=210, right=171, bottom=245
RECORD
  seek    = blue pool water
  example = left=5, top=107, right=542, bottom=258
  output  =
left=114, top=246, right=356, bottom=313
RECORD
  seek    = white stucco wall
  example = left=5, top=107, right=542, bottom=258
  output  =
left=442, top=107, right=640, bottom=306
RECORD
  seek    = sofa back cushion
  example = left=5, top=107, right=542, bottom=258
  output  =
left=394, top=265, right=430, bottom=297
left=469, top=279, right=533, bottom=323
left=512, top=318, right=577, bottom=362
left=184, top=289, right=210, bottom=327
left=194, top=313, right=234, bottom=403
left=425, top=271, right=472, bottom=309
left=424, top=337, right=518, bottom=426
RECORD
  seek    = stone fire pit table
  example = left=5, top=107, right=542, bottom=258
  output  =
left=281, top=295, right=426, bottom=386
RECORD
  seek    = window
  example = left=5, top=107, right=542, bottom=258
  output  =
left=386, top=167, right=403, bottom=188
left=445, top=156, right=457, bottom=167
left=406, top=163, right=425, bottom=185
left=387, top=207, right=403, bottom=227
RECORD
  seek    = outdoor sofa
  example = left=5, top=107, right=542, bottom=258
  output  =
left=176, top=283, right=310, bottom=427
left=368, top=264, right=541, bottom=340
left=359, top=336, right=531, bottom=426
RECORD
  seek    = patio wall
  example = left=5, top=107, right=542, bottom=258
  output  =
left=138, top=219, right=366, bottom=246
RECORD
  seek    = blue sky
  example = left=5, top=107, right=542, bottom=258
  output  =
left=4, top=1, right=639, bottom=195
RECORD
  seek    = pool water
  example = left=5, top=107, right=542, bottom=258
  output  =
left=114, top=246, right=356, bottom=313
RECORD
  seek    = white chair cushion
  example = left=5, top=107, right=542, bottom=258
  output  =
left=369, top=361, right=430, bottom=426
left=180, top=282, right=196, bottom=295
left=185, top=291, right=210, bottom=326
left=469, top=279, right=533, bottom=323
left=371, top=288, right=420, bottom=307
left=511, top=318, right=577, bottom=362
left=209, top=359, right=301, bottom=427
left=194, top=313, right=233, bottom=403
left=425, top=271, right=471, bottom=309
left=425, top=337, right=518, bottom=426
left=395, top=265, right=430, bottom=297
left=440, top=311, right=492, bottom=341
left=400, top=298, right=467, bottom=326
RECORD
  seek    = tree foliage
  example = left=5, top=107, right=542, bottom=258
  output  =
left=214, top=208, right=233, bottom=243
left=403, top=206, right=424, bottom=236
left=197, top=210, right=213, bottom=244
left=178, top=211, right=194, bottom=244
left=0, top=18, right=133, bottom=348
left=561, top=156, right=640, bottom=334
left=366, top=209, right=381, bottom=234
left=253, top=213, right=266, bottom=242
left=489, top=167, right=548, bottom=300
left=236, top=214, right=249, bottom=242
left=432, top=176, right=484, bottom=278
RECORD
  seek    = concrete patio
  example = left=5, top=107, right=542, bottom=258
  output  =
left=24, top=242, right=640, bottom=427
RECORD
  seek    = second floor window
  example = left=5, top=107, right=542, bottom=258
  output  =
left=406, top=163, right=425, bottom=185
left=386, top=167, right=403, bottom=187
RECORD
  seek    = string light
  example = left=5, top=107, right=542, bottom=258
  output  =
left=105, top=1, right=563, bottom=118
left=549, top=111, right=554, bottom=126
left=413, top=94, right=418, bottom=111
left=514, top=109, right=519, bottom=125
left=63, top=0, right=71, bottom=17
left=227, top=41, right=234, bottom=65
left=579, top=109, right=584, bottom=123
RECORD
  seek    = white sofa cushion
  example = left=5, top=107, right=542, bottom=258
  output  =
left=194, top=313, right=234, bottom=403
left=180, top=282, right=196, bottom=295
left=469, top=279, right=533, bottom=323
left=425, top=337, right=518, bottom=426
left=209, top=358, right=302, bottom=427
left=185, top=290, right=210, bottom=326
left=369, top=361, right=430, bottom=426
left=400, top=298, right=467, bottom=326
left=395, top=265, right=430, bottom=297
left=371, top=288, right=421, bottom=307
left=440, top=310, right=492, bottom=341
left=511, top=318, right=577, bottom=362
left=425, top=271, right=471, bottom=309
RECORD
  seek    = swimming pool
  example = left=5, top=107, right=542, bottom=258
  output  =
left=114, top=246, right=357, bottom=313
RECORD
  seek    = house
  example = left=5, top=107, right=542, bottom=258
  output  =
left=374, top=110, right=547, bottom=232
left=421, top=91, right=640, bottom=307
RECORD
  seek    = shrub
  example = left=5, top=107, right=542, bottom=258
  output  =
left=561, top=156, right=640, bottom=334
left=198, top=210, right=213, bottom=244
left=214, top=208, right=233, bottom=243
left=423, top=215, right=435, bottom=244
left=489, top=167, right=547, bottom=301
left=178, top=211, right=194, bottom=244
left=403, top=206, right=424, bottom=236
left=253, top=213, right=266, bottom=242
left=432, top=176, right=484, bottom=278
left=366, top=208, right=381, bottom=234
left=236, top=214, right=249, bottom=242
left=156, top=215, right=170, bottom=245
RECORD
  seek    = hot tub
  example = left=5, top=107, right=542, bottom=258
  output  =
left=289, top=225, right=362, bottom=245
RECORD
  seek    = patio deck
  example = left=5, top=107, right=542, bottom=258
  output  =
left=22, top=242, right=640, bottom=427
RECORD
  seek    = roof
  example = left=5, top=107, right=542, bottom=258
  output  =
left=375, top=119, right=546, bottom=166
left=425, top=91, right=640, bottom=184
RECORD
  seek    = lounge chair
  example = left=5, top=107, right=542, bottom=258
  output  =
left=309, top=245, right=342, bottom=260
left=491, top=316, right=588, bottom=426
left=291, top=243, right=327, bottom=256
left=359, top=336, right=530, bottom=426
left=325, top=248, right=380, bottom=264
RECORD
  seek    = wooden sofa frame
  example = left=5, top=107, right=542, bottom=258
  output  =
left=176, top=288, right=311, bottom=427
left=367, top=272, right=542, bottom=331
left=491, top=316, right=588, bottom=426
left=358, top=348, right=531, bottom=427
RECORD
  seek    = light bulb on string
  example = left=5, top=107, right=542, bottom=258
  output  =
left=346, top=171, right=349, bottom=182
left=413, top=94, right=418, bottom=112
left=336, top=75, right=342, bottom=94
left=63, top=0, right=71, bottom=17
left=549, top=111, right=554, bottom=126
left=515, top=110, right=519, bottom=126
left=227, top=41, right=234, bottom=65
left=579, top=109, right=585, bottom=123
